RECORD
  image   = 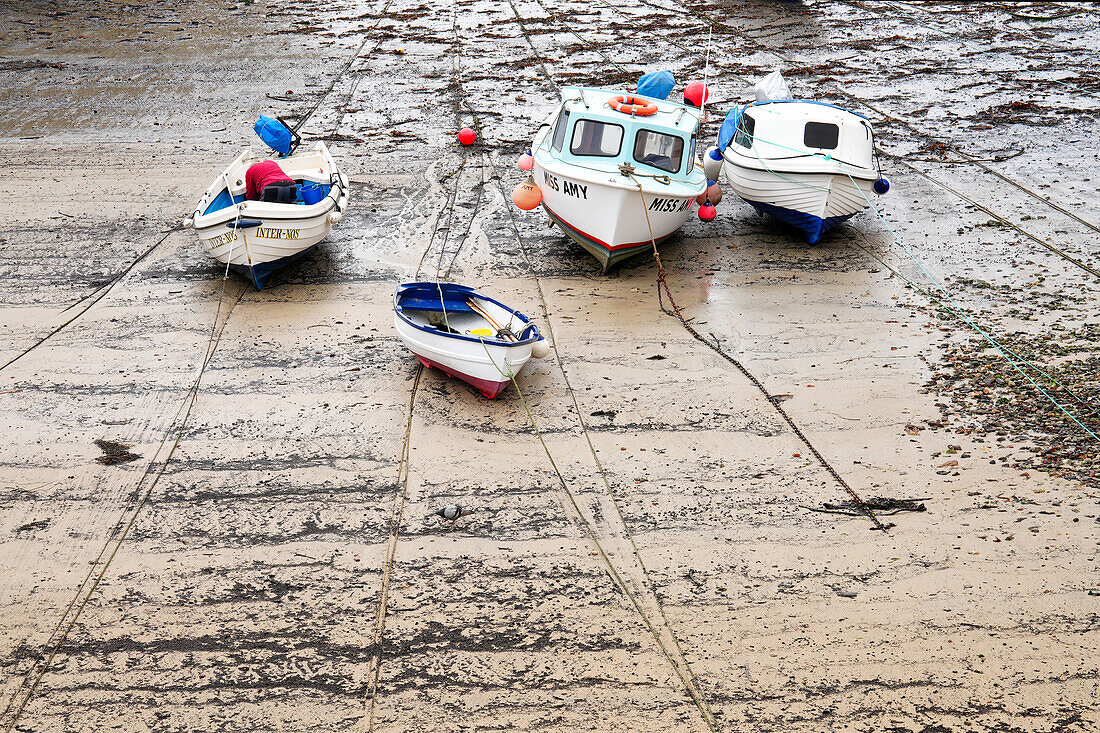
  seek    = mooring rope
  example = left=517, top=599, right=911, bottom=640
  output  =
left=838, top=167, right=1100, bottom=443
left=476, top=336, right=720, bottom=732
left=0, top=225, right=184, bottom=375
left=365, top=363, right=423, bottom=733
left=724, top=120, right=1099, bottom=424
left=291, top=0, right=396, bottom=133
left=0, top=280, right=247, bottom=732
left=481, top=142, right=721, bottom=730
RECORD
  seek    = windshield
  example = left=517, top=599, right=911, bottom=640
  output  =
left=633, top=129, right=684, bottom=174
left=734, top=113, right=754, bottom=148
left=570, top=119, right=624, bottom=157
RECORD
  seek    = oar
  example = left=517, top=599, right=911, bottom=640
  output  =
left=466, top=299, right=518, bottom=342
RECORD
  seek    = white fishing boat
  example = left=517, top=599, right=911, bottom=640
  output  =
left=393, top=282, right=550, bottom=399
left=185, top=140, right=349, bottom=289
left=716, top=99, right=889, bottom=244
left=528, top=86, right=707, bottom=272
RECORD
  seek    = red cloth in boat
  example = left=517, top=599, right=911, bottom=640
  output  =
left=245, top=160, right=294, bottom=200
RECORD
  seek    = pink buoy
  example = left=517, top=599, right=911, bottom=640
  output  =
left=695, top=179, right=722, bottom=206
left=511, top=176, right=542, bottom=211
left=458, top=127, right=476, bottom=145
left=684, top=82, right=710, bottom=108
left=518, top=149, right=534, bottom=171
left=698, top=201, right=717, bottom=221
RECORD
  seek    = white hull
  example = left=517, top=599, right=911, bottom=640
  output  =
left=534, top=158, right=699, bottom=271
left=715, top=100, right=884, bottom=243
left=721, top=157, right=874, bottom=220
left=394, top=315, right=535, bottom=396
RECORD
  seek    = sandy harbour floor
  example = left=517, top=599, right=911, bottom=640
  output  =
left=1, top=1, right=1098, bottom=731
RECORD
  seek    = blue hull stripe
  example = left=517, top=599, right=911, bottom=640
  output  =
left=743, top=198, right=856, bottom=244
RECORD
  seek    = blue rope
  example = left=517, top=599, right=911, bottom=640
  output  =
left=839, top=169, right=1100, bottom=443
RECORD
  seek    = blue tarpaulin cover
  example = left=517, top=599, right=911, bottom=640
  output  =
left=255, top=116, right=293, bottom=155
left=637, top=70, right=675, bottom=100
left=717, top=107, right=743, bottom=150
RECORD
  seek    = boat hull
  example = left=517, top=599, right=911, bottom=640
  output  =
left=534, top=163, right=697, bottom=272
left=394, top=314, right=536, bottom=399
left=722, top=157, right=875, bottom=243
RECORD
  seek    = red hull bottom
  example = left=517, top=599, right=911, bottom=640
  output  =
left=416, top=356, right=510, bottom=399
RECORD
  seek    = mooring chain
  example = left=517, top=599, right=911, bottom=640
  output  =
left=659, top=270, right=889, bottom=531
left=627, top=172, right=890, bottom=532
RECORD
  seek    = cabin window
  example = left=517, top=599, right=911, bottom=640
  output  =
left=633, top=129, right=684, bottom=173
left=804, top=121, right=839, bottom=150
left=551, top=110, right=571, bottom=151
left=687, top=132, right=697, bottom=173
left=570, top=120, right=623, bottom=157
left=733, top=113, right=755, bottom=148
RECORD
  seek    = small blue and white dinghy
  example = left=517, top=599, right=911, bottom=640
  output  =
left=528, top=82, right=707, bottom=272
left=393, top=283, right=550, bottom=399
left=184, top=117, right=350, bottom=289
left=714, top=94, right=889, bottom=244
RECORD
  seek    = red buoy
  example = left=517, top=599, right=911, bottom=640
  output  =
left=458, top=127, right=476, bottom=146
left=698, top=201, right=717, bottom=221
left=684, top=82, right=710, bottom=108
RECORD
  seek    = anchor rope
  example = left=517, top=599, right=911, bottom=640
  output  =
left=0, top=225, right=185, bottom=375
left=837, top=166, right=1100, bottom=443
left=716, top=112, right=1100, bottom=441
left=365, top=363, right=423, bottom=733
left=0, top=280, right=246, bottom=732
left=484, top=145, right=720, bottom=729
left=290, top=0, right=396, bottom=133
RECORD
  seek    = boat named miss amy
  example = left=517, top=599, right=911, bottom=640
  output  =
left=530, top=86, right=708, bottom=272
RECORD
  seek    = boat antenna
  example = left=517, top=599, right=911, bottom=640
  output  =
left=699, top=23, right=712, bottom=123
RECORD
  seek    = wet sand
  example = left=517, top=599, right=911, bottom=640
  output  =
left=1, top=1, right=1098, bottom=731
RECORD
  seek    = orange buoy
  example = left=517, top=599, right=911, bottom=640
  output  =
left=512, top=176, right=542, bottom=210
left=695, top=179, right=722, bottom=206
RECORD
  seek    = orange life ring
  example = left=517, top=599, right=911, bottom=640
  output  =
left=609, top=95, right=658, bottom=116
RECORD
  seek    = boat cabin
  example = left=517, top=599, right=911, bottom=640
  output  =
left=546, top=87, right=702, bottom=178
left=728, top=100, right=875, bottom=169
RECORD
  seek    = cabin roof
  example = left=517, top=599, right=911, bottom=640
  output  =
left=560, top=87, right=701, bottom=134
left=746, top=99, right=870, bottom=123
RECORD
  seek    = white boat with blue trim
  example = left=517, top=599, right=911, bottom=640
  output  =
left=393, top=282, right=549, bottom=399
left=716, top=100, right=888, bottom=244
left=185, top=141, right=349, bottom=289
left=530, top=86, right=707, bottom=272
